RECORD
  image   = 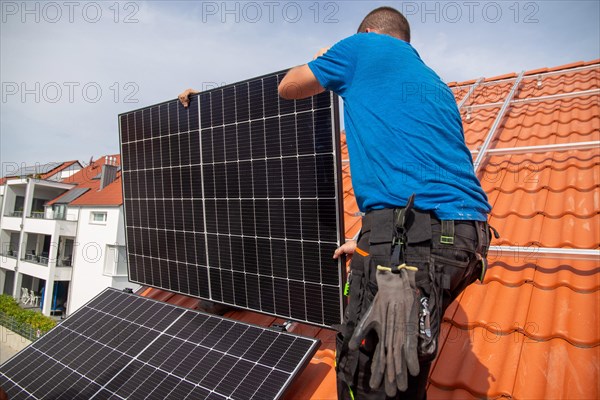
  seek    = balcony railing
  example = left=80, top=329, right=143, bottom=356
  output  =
left=16, top=210, right=78, bottom=221
left=57, top=257, right=72, bottom=267
left=0, top=252, right=17, bottom=259
left=23, top=254, right=49, bottom=266
left=20, top=254, right=72, bottom=267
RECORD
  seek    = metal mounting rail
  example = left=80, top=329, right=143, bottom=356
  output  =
left=457, top=77, right=484, bottom=109
left=451, top=63, right=600, bottom=91
left=471, top=141, right=600, bottom=156
left=467, top=88, right=600, bottom=111
left=474, top=70, right=526, bottom=172
left=488, top=246, right=600, bottom=261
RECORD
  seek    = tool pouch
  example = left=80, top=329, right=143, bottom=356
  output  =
left=395, top=208, right=441, bottom=362
left=336, top=209, right=393, bottom=385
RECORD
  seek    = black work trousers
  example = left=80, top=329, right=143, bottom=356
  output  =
left=337, top=211, right=490, bottom=400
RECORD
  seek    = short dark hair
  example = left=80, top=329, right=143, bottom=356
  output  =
left=357, top=7, right=411, bottom=42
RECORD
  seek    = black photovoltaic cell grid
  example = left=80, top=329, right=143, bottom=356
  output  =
left=119, top=70, right=344, bottom=327
left=0, top=288, right=320, bottom=400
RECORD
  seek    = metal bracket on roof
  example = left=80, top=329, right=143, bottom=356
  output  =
left=271, top=320, right=294, bottom=332
left=536, top=74, right=543, bottom=89
left=458, top=77, right=484, bottom=110
left=466, top=106, right=472, bottom=121
left=474, top=70, right=526, bottom=173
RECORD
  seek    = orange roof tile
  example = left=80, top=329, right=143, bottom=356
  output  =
left=431, top=325, right=525, bottom=398
left=340, top=137, right=361, bottom=240
left=48, top=155, right=123, bottom=206
left=70, top=176, right=123, bottom=206
left=529, top=258, right=600, bottom=292
left=139, top=59, right=600, bottom=399
left=514, top=339, right=599, bottom=399
left=449, top=281, right=534, bottom=334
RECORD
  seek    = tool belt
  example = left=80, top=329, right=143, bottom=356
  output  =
left=336, top=194, right=494, bottom=387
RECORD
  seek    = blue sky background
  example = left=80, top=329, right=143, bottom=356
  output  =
left=1, top=0, right=599, bottom=170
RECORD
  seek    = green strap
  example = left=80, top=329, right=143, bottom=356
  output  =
left=348, top=384, right=355, bottom=400
left=440, top=220, right=455, bottom=244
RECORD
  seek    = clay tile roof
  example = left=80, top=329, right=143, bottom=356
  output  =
left=430, top=59, right=600, bottom=399
left=41, top=160, right=80, bottom=179
left=140, top=59, right=600, bottom=399
left=47, top=155, right=123, bottom=206
left=1, top=160, right=79, bottom=180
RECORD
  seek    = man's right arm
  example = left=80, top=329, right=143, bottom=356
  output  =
left=277, top=47, right=332, bottom=100
left=278, top=64, right=325, bottom=100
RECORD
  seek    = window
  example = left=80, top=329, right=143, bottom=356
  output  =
left=104, top=245, right=127, bottom=276
left=90, top=211, right=107, bottom=224
left=53, top=204, right=66, bottom=220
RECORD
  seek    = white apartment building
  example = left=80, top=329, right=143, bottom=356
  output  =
left=0, top=156, right=139, bottom=316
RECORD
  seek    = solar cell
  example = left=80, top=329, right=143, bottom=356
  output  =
left=119, top=70, right=345, bottom=327
left=0, top=288, right=320, bottom=400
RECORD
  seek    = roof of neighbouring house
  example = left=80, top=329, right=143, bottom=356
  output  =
left=1, top=160, right=81, bottom=181
left=140, top=59, right=600, bottom=400
left=47, top=155, right=123, bottom=207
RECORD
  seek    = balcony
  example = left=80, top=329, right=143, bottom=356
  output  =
left=57, top=256, right=72, bottom=267
left=23, top=214, right=77, bottom=236
left=0, top=214, right=22, bottom=231
left=23, top=208, right=78, bottom=221
left=0, top=253, right=17, bottom=271
left=10, top=211, right=23, bottom=218
left=17, top=260, right=71, bottom=282
left=23, top=253, right=49, bottom=266
left=1, top=251, right=18, bottom=259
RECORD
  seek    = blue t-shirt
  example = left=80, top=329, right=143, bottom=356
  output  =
left=308, top=33, right=491, bottom=221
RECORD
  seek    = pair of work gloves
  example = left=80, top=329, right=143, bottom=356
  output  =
left=349, top=264, right=420, bottom=397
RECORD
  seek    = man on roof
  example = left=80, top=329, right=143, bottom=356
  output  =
left=277, top=6, right=493, bottom=400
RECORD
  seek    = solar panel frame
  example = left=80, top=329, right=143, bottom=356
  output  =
left=118, top=69, right=346, bottom=328
left=0, top=288, right=320, bottom=400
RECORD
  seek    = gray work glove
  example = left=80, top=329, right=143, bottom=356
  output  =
left=348, top=264, right=420, bottom=397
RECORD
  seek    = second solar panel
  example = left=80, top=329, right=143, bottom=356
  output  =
left=120, top=70, right=344, bottom=327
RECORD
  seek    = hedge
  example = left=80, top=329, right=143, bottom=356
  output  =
left=0, top=294, right=56, bottom=338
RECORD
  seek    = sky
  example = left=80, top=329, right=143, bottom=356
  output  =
left=1, top=0, right=599, bottom=171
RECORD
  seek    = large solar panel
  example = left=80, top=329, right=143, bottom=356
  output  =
left=119, top=70, right=344, bottom=327
left=0, top=288, right=320, bottom=400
